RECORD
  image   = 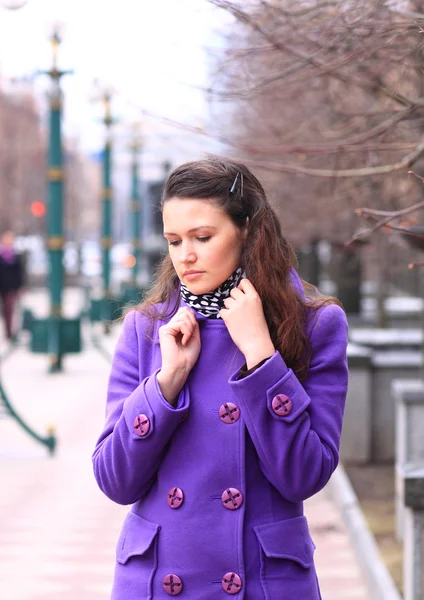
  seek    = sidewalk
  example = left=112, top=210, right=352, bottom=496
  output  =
left=306, top=488, right=371, bottom=600
left=0, top=324, right=127, bottom=600
left=0, top=296, right=371, bottom=599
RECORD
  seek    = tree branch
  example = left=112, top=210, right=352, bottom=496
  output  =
left=208, top=0, right=424, bottom=109
left=213, top=137, right=424, bottom=178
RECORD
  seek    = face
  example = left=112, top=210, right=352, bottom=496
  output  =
left=163, top=198, right=247, bottom=294
left=1, top=231, right=14, bottom=248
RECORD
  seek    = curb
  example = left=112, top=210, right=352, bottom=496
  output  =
left=327, top=464, right=403, bottom=600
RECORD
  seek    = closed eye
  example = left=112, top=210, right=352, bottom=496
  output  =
left=168, top=236, right=211, bottom=247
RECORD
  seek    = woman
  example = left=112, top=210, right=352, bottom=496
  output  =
left=0, top=231, right=23, bottom=341
left=92, top=158, right=348, bottom=599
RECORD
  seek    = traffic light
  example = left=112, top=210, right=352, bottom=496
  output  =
left=31, top=201, right=46, bottom=218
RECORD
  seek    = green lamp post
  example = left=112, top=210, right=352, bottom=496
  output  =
left=89, top=90, right=122, bottom=331
left=47, top=32, right=65, bottom=316
left=28, top=29, right=81, bottom=371
left=0, top=0, right=58, bottom=454
left=99, top=91, right=122, bottom=332
left=120, top=126, right=143, bottom=305
left=102, top=91, right=113, bottom=303
left=130, top=132, right=142, bottom=288
left=44, top=31, right=69, bottom=371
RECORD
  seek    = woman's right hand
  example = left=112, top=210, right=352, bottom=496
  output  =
left=156, top=307, right=201, bottom=405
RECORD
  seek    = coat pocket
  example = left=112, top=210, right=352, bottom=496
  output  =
left=253, top=516, right=321, bottom=600
left=112, top=511, right=160, bottom=600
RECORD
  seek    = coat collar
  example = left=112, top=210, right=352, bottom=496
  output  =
left=151, top=267, right=304, bottom=343
left=289, top=267, right=305, bottom=301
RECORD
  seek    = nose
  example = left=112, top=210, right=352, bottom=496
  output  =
left=179, top=241, right=196, bottom=264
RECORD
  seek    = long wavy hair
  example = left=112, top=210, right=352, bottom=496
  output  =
left=137, top=157, right=339, bottom=381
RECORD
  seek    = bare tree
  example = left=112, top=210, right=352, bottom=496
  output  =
left=206, top=0, right=424, bottom=319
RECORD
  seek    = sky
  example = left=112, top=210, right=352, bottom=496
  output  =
left=0, top=0, right=231, bottom=177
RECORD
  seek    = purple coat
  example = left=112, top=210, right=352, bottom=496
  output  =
left=92, top=269, right=348, bottom=599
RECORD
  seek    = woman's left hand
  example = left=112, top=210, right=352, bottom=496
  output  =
left=219, top=278, right=275, bottom=369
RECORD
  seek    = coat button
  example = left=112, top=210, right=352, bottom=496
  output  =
left=271, top=394, right=292, bottom=417
left=167, top=487, right=184, bottom=509
left=219, top=402, right=240, bottom=424
left=133, top=414, right=150, bottom=436
left=163, top=574, right=183, bottom=595
left=222, top=572, right=242, bottom=594
left=222, top=488, right=243, bottom=510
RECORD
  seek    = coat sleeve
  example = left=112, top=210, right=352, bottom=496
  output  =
left=228, top=303, right=348, bottom=503
left=92, top=310, right=190, bottom=505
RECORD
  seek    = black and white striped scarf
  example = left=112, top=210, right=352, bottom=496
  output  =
left=180, top=267, right=245, bottom=319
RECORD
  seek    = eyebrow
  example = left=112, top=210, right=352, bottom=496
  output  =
left=163, top=226, right=217, bottom=236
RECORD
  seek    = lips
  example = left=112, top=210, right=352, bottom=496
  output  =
left=183, top=271, right=204, bottom=281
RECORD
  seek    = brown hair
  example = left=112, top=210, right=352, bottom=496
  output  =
left=137, top=157, right=339, bottom=381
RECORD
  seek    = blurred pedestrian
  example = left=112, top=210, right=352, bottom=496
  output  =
left=92, top=157, right=349, bottom=599
left=0, top=231, right=23, bottom=341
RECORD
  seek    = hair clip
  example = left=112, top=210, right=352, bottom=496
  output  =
left=229, top=172, right=244, bottom=198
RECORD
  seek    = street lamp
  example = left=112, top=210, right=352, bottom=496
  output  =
left=101, top=88, right=114, bottom=306
left=0, top=0, right=59, bottom=454
left=87, top=84, right=124, bottom=333
left=116, top=124, right=146, bottom=307
left=26, top=26, right=82, bottom=373
left=128, top=124, right=143, bottom=290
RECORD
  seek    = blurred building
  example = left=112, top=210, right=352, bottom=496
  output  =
left=65, top=144, right=101, bottom=242
left=0, top=86, right=45, bottom=234
left=143, top=160, right=170, bottom=281
left=0, top=83, right=102, bottom=242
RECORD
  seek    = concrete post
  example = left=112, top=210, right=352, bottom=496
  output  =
left=341, top=344, right=372, bottom=463
left=392, top=380, right=424, bottom=541
left=350, top=330, right=423, bottom=462
left=400, top=463, right=424, bottom=600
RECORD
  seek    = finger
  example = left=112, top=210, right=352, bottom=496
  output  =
left=168, top=316, right=183, bottom=329
left=181, top=310, right=195, bottom=328
left=180, top=314, right=196, bottom=345
left=181, top=322, right=190, bottom=346
left=180, top=308, right=198, bottom=328
left=187, top=313, right=201, bottom=341
left=229, top=288, right=244, bottom=300
left=169, top=308, right=191, bottom=327
left=167, top=308, right=197, bottom=340
left=167, top=318, right=187, bottom=339
left=176, top=307, right=191, bottom=319
left=237, top=278, right=257, bottom=295
left=185, top=309, right=198, bottom=329
left=219, top=308, right=228, bottom=321
left=223, top=297, right=236, bottom=309
left=175, top=307, right=192, bottom=317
